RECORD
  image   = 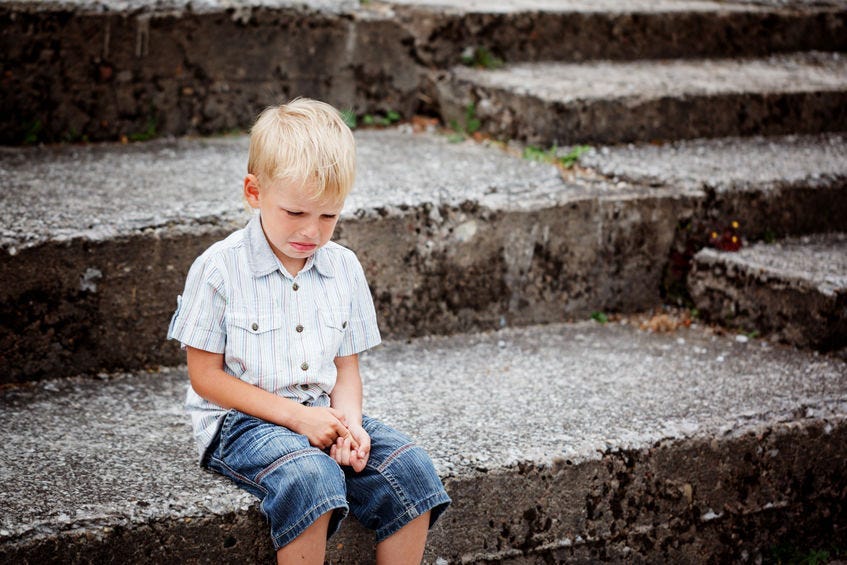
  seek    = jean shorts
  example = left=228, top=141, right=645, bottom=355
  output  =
left=205, top=410, right=451, bottom=549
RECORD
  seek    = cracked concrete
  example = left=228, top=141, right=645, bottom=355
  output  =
left=438, top=52, right=847, bottom=145
left=2, top=0, right=846, bottom=142
left=2, top=130, right=845, bottom=383
left=1, top=321, right=845, bottom=562
left=690, top=233, right=847, bottom=352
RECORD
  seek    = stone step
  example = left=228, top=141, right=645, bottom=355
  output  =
left=394, top=0, right=847, bottom=66
left=1, top=321, right=845, bottom=563
left=437, top=52, right=847, bottom=145
left=689, top=233, right=847, bottom=354
left=3, top=0, right=846, bottom=144
left=2, top=130, right=845, bottom=383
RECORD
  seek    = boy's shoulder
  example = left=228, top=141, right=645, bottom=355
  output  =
left=317, top=240, right=363, bottom=272
left=197, top=226, right=249, bottom=262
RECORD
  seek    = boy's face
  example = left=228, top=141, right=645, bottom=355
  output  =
left=244, top=174, right=343, bottom=276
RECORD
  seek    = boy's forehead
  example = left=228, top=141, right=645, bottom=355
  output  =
left=265, top=177, right=344, bottom=209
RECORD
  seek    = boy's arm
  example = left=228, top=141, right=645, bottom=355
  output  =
left=187, top=346, right=352, bottom=449
left=329, top=354, right=370, bottom=471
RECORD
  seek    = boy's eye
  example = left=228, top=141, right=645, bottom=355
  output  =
left=284, top=209, right=303, bottom=217
left=321, top=214, right=337, bottom=219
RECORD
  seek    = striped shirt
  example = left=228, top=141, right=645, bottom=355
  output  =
left=168, top=215, right=382, bottom=461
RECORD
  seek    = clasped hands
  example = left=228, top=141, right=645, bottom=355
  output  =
left=296, top=406, right=370, bottom=473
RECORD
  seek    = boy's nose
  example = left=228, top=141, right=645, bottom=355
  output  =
left=300, top=220, right=320, bottom=239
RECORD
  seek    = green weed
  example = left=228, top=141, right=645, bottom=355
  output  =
left=22, top=120, right=43, bottom=145
left=591, top=311, right=609, bottom=324
left=559, top=144, right=591, bottom=168
left=448, top=102, right=481, bottom=142
left=128, top=115, right=158, bottom=142
left=362, top=110, right=401, bottom=127
left=461, top=46, right=504, bottom=70
left=522, top=144, right=591, bottom=169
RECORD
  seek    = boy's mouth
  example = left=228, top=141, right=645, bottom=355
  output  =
left=290, top=241, right=317, bottom=252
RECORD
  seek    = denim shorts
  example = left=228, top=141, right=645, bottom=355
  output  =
left=205, top=410, right=451, bottom=549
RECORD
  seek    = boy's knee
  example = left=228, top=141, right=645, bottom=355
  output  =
left=263, top=448, right=346, bottom=497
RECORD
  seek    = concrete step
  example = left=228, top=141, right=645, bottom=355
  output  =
left=3, top=0, right=846, bottom=144
left=394, top=0, right=847, bottom=66
left=437, top=52, right=847, bottom=145
left=1, top=321, right=845, bottom=563
left=2, top=130, right=845, bottom=383
left=689, top=233, right=847, bottom=354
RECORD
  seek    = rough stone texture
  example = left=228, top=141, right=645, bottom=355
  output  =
left=580, top=133, right=847, bottom=241
left=689, top=233, right=847, bottom=352
left=438, top=52, right=847, bottom=145
left=1, top=322, right=846, bottom=563
left=0, top=1, right=421, bottom=144
left=3, top=0, right=847, bottom=143
left=394, top=0, right=847, bottom=67
left=2, top=130, right=846, bottom=383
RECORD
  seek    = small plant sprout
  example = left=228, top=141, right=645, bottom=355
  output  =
left=448, top=102, right=482, bottom=142
left=591, top=311, right=609, bottom=324
left=460, top=46, right=505, bottom=70
left=522, top=144, right=591, bottom=169
left=352, top=110, right=402, bottom=129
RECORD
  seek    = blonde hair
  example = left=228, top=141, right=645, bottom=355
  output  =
left=248, top=98, right=355, bottom=202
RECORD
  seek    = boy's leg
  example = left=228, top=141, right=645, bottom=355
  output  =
left=375, top=511, right=431, bottom=565
left=277, top=511, right=332, bottom=565
left=344, top=416, right=451, bottom=553
left=207, top=411, right=349, bottom=554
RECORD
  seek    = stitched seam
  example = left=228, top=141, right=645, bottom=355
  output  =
left=254, top=447, right=325, bottom=483
left=214, top=458, right=269, bottom=496
left=376, top=442, right=415, bottom=474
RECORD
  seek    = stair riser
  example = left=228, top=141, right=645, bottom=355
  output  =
left=407, top=8, right=847, bottom=67
left=4, top=4, right=847, bottom=145
left=0, top=8, right=419, bottom=145
left=5, top=178, right=846, bottom=384
left=1, top=195, right=689, bottom=383
left=3, top=419, right=844, bottom=563
left=439, top=83, right=847, bottom=145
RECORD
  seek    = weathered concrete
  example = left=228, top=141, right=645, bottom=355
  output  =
left=438, top=52, right=847, bottom=145
left=0, top=0, right=421, bottom=144
left=3, top=0, right=847, bottom=144
left=689, top=233, right=847, bottom=353
left=1, top=321, right=845, bottom=562
left=2, top=130, right=846, bottom=383
left=393, top=0, right=847, bottom=67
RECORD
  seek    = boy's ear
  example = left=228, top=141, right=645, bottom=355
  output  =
left=243, top=174, right=261, bottom=208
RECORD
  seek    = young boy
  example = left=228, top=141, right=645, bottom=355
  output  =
left=168, top=98, right=450, bottom=564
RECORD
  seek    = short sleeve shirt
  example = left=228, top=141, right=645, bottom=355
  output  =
left=167, top=215, right=382, bottom=461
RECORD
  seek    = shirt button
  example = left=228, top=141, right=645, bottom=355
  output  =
left=292, top=283, right=300, bottom=291
left=295, top=324, right=304, bottom=333
left=342, top=321, right=347, bottom=329
left=251, top=322, right=259, bottom=331
left=300, top=362, right=309, bottom=371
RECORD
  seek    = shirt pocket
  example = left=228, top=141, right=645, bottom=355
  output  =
left=319, top=307, right=348, bottom=357
left=225, top=308, right=284, bottom=382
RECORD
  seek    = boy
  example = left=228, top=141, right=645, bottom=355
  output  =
left=168, top=98, right=450, bottom=564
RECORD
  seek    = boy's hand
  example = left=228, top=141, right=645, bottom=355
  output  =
left=330, top=423, right=370, bottom=473
left=294, top=406, right=357, bottom=450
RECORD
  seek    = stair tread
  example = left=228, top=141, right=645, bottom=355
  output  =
left=695, top=233, right=847, bottom=296
left=2, top=320, right=845, bottom=542
left=3, top=130, right=846, bottom=253
left=451, top=52, right=847, bottom=103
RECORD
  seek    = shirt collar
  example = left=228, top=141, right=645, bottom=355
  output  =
left=245, top=215, right=335, bottom=279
